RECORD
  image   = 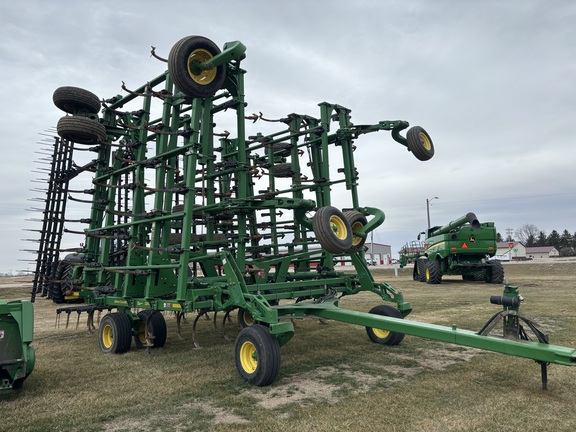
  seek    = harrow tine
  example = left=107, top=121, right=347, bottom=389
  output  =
left=176, top=311, right=184, bottom=339
left=191, top=312, right=205, bottom=349
left=222, top=310, right=232, bottom=342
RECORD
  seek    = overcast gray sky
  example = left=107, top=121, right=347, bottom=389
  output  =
left=1, top=0, right=575, bottom=274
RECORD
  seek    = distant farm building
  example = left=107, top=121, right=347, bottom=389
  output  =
left=365, top=242, right=392, bottom=265
left=495, top=242, right=527, bottom=261
left=526, top=246, right=560, bottom=259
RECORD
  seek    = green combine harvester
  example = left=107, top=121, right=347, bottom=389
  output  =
left=27, top=35, right=574, bottom=389
left=400, top=212, right=504, bottom=284
left=0, top=300, right=35, bottom=393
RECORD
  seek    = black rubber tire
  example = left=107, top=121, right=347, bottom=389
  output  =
left=235, top=324, right=281, bottom=386
left=343, top=211, right=368, bottom=253
left=425, top=260, right=442, bottom=284
left=134, top=310, right=167, bottom=349
left=57, top=116, right=106, bottom=144
left=406, top=126, right=434, bottom=161
left=416, top=258, right=428, bottom=282
left=365, top=305, right=405, bottom=346
left=312, top=206, right=353, bottom=254
left=168, top=36, right=226, bottom=98
left=99, top=313, right=132, bottom=354
left=273, top=163, right=294, bottom=178
left=49, top=263, right=71, bottom=303
left=462, top=274, right=476, bottom=281
left=237, top=308, right=256, bottom=328
left=53, top=86, right=101, bottom=114
left=412, top=261, right=420, bottom=281
left=487, top=261, right=505, bottom=284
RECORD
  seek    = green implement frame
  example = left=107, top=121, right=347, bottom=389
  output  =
left=30, top=35, right=575, bottom=388
left=0, top=300, right=35, bottom=393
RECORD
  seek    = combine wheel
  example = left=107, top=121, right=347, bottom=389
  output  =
left=134, top=310, right=167, bottom=349
left=235, top=324, right=281, bottom=386
left=343, top=211, right=368, bottom=253
left=168, top=35, right=226, bottom=98
left=53, top=86, right=101, bottom=114
left=312, top=206, right=352, bottom=254
left=237, top=308, right=256, bottom=328
left=365, top=305, right=405, bottom=346
left=486, top=261, right=504, bottom=284
left=425, top=260, right=442, bottom=284
left=99, top=313, right=132, bottom=354
left=57, top=116, right=106, bottom=144
left=416, top=258, right=428, bottom=282
left=462, top=274, right=476, bottom=281
left=406, top=126, right=434, bottom=161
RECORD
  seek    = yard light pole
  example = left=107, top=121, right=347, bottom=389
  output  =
left=426, top=196, right=439, bottom=230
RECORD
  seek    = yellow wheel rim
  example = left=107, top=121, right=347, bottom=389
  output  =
left=351, top=221, right=364, bottom=246
left=241, top=310, right=255, bottom=326
left=419, top=132, right=432, bottom=151
left=373, top=328, right=390, bottom=339
left=426, top=268, right=430, bottom=280
left=102, top=324, right=113, bottom=349
left=187, top=48, right=217, bottom=85
left=137, top=321, right=147, bottom=344
left=329, top=215, right=348, bottom=240
left=239, top=341, right=258, bottom=374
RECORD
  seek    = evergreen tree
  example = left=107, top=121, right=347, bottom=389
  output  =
left=496, top=232, right=503, bottom=242
left=547, top=230, right=561, bottom=249
left=535, top=231, right=547, bottom=247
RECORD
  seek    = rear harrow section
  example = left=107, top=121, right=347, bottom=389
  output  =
left=28, top=35, right=575, bottom=389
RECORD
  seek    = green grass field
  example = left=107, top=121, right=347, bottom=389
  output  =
left=1, top=262, right=575, bottom=431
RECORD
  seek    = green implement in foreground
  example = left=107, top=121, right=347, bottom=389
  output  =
left=0, top=300, right=35, bottom=393
left=28, top=35, right=575, bottom=389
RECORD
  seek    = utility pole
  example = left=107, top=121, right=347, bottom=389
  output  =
left=426, top=196, right=439, bottom=230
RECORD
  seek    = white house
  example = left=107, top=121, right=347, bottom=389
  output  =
left=526, top=246, right=560, bottom=259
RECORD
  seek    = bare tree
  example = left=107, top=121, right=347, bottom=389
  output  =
left=515, top=223, right=540, bottom=245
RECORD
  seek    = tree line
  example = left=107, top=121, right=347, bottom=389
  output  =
left=495, top=223, right=576, bottom=256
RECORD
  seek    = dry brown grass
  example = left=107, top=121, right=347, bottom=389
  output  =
left=1, top=262, right=575, bottom=431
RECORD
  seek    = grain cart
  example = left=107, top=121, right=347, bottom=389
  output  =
left=0, top=300, right=35, bottom=393
left=28, top=36, right=575, bottom=388
left=409, top=212, right=504, bottom=284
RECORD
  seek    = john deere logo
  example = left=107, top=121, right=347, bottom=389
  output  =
left=469, top=235, right=476, bottom=242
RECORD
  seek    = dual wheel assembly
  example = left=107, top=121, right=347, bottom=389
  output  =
left=98, top=310, right=167, bottom=353
left=312, top=206, right=369, bottom=254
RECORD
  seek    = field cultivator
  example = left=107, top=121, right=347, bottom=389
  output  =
left=27, top=35, right=575, bottom=388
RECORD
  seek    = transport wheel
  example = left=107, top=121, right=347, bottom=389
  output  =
left=343, top=211, right=368, bottom=253
left=425, top=260, right=442, bottom=284
left=486, top=261, right=504, bottom=284
left=168, top=35, right=226, bottom=98
left=134, top=310, right=167, bottom=349
left=57, top=116, right=106, bottom=144
left=365, top=305, right=405, bottom=346
left=99, top=313, right=132, bottom=354
left=273, top=163, right=294, bottom=178
left=53, top=86, right=101, bottom=114
left=406, top=126, right=434, bottom=161
left=312, top=206, right=353, bottom=254
left=237, top=308, right=256, bottom=328
left=235, top=324, right=281, bottom=386
left=416, top=258, right=428, bottom=282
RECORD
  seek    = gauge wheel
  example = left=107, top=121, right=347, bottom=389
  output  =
left=57, top=115, right=106, bottom=144
left=53, top=86, right=101, bottom=114
left=235, top=324, right=281, bottom=386
left=407, top=126, right=434, bottom=161
left=343, top=211, right=368, bottom=253
left=365, top=305, right=405, bottom=346
left=99, top=313, right=132, bottom=354
left=134, top=310, right=167, bottom=349
left=312, top=206, right=353, bottom=254
left=168, top=35, right=226, bottom=98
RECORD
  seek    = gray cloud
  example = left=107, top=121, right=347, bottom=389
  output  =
left=1, top=0, right=574, bottom=273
